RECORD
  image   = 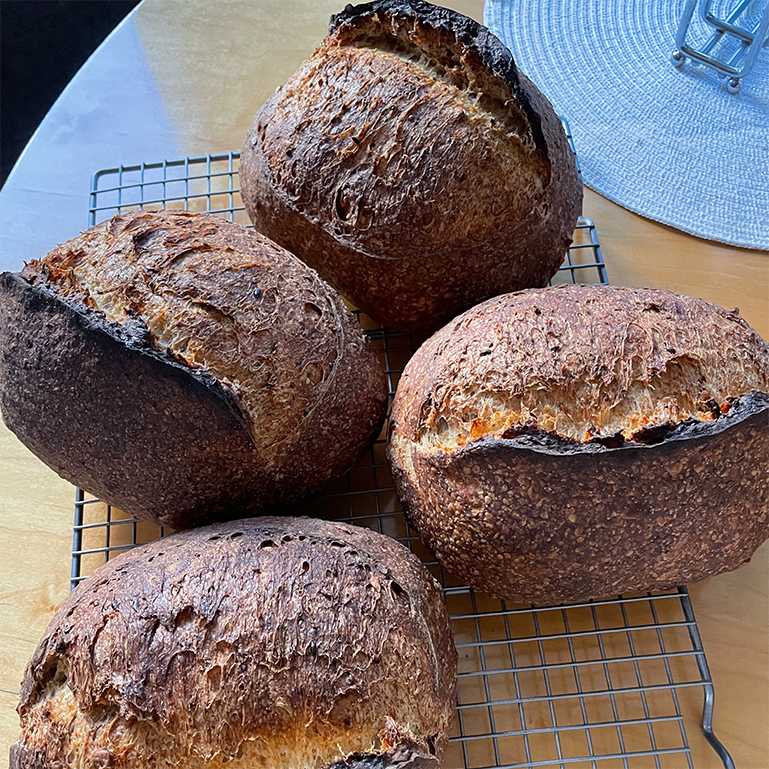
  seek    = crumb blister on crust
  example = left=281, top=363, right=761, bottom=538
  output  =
left=240, top=0, right=581, bottom=330
left=0, top=211, right=388, bottom=528
left=11, top=518, right=456, bottom=769
left=389, top=285, right=769, bottom=602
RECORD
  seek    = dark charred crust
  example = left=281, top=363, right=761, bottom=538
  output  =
left=9, top=743, right=50, bottom=769
left=1, top=272, right=252, bottom=437
left=327, top=741, right=439, bottom=768
left=13, top=517, right=456, bottom=766
left=0, top=270, right=259, bottom=527
left=0, top=211, right=388, bottom=527
left=328, top=0, right=547, bottom=157
left=389, top=285, right=769, bottom=601
left=462, top=390, right=769, bottom=458
left=242, top=4, right=579, bottom=330
left=392, top=407, right=769, bottom=602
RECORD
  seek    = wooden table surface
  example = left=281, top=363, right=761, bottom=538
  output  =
left=0, top=1, right=767, bottom=766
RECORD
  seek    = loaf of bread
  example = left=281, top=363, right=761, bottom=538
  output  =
left=240, top=0, right=581, bottom=330
left=389, top=285, right=769, bottom=602
left=0, top=211, right=387, bottom=528
left=10, top=517, right=456, bottom=768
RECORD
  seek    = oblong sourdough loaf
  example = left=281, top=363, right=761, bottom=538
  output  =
left=240, top=0, right=581, bottom=330
left=0, top=211, right=387, bottom=528
left=10, top=517, right=457, bottom=769
left=389, top=285, right=769, bottom=602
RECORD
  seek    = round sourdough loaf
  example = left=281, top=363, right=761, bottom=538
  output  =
left=10, top=517, right=457, bottom=769
left=240, top=0, right=581, bottom=331
left=0, top=211, right=387, bottom=528
left=388, top=285, right=769, bottom=602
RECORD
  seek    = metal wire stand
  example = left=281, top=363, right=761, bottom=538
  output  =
left=71, top=139, right=733, bottom=769
left=672, top=0, right=769, bottom=92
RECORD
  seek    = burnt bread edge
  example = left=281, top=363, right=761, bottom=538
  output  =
left=0, top=271, right=261, bottom=527
left=445, top=389, right=769, bottom=459
left=9, top=743, right=50, bottom=769
left=389, top=391, right=769, bottom=601
left=328, top=0, right=548, bottom=159
left=0, top=272, right=251, bottom=433
left=327, top=742, right=438, bottom=768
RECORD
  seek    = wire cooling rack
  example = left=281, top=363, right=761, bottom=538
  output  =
left=71, top=141, right=733, bottom=769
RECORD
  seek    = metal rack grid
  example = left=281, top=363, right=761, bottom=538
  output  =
left=70, top=147, right=733, bottom=769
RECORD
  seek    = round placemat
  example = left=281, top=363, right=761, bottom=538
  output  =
left=484, top=0, right=769, bottom=250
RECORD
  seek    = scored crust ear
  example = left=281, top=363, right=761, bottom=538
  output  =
left=0, top=271, right=261, bottom=528
left=1, top=272, right=251, bottom=429
left=327, top=0, right=549, bottom=163
left=328, top=745, right=439, bottom=769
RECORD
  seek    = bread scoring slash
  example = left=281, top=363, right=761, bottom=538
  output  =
left=0, top=211, right=387, bottom=528
left=241, top=0, right=582, bottom=330
left=389, top=284, right=769, bottom=603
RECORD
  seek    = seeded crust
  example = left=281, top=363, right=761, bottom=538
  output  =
left=0, top=211, right=387, bottom=528
left=388, top=285, right=769, bottom=602
left=240, top=0, right=581, bottom=330
left=11, top=517, right=457, bottom=769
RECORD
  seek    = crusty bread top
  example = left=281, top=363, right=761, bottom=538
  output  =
left=15, top=518, right=455, bottom=769
left=250, top=0, right=565, bottom=261
left=391, top=285, right=769, bottom=450
left=22, top=211, right=375, bottom=465
left=328, top=0, right=548, bottom=157
left=241, top=0, right=581, bottom=330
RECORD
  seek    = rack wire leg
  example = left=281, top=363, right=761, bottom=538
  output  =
left=679, top=588, right=736, bottom=769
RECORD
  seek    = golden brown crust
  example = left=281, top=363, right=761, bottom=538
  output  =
left=240, top=0, right=581, bottom=330
left=393, top=285, right=769, bottom=446
left=0, top=212, right=387, bottom=528
left=328, top=0, right=549, bottom=156
left=12, top=517, right=456, bottom=769
left=389, top=285, right=769, bottom=602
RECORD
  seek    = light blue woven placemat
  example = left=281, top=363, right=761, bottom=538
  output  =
left=485, top=0, right=769, bottom=250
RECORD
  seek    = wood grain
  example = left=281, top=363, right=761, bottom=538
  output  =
left=0, top=0, right=766, bottom=766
